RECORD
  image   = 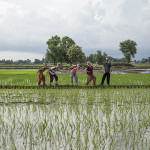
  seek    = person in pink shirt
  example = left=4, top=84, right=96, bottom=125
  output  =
left=70, top=62, right=80, bottom=86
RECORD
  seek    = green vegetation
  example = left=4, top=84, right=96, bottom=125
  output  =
left=66, top=44, right=85, bottom=65
left=0, top=88, right=149, bottom=149
left=0, top=69, right=150, bottom=86
left=86, top=50, right=108, bottom=64
left=111, top=62, right=133, bottom=67
left=46, top=35, right=76, bottom=65
left=119, top=39, right=137, bottom=63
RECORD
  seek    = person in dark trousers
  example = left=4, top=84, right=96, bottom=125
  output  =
left=101, top=57, right=111, bottom=86
left=85, top=61, right=97, bottom=86
left=47, top=64, right=61, bottom=85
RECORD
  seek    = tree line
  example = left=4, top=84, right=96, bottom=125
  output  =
left=0, top=58, right=45, bottom=65
left=0, top=56, right=149, bottom=65
left=45, top=35, right=138, bottom=64
left=1, top=35, right=149, bottom=65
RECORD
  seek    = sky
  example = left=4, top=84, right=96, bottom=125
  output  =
left=0, top=0, right=150, bottom=61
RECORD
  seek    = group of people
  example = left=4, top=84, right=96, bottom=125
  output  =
left=36, top=57, right=111, bottom=86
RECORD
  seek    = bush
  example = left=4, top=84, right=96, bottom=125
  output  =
left=111, top=62, right=133, bottom=67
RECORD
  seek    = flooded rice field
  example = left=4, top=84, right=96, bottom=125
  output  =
left=0, top=88, right=150, bottom=150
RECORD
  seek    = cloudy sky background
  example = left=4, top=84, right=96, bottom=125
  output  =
left=0, top=0, right=150, bottom=61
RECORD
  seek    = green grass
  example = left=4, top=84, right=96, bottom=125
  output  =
left=0, top=69, right=150, bottom=85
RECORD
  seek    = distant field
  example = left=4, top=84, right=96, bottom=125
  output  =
left=0, top=64, right=45, bottom=69
left=0, top=69, right=150, bottom=86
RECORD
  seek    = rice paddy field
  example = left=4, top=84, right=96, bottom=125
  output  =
left=0, top=69, right=150, bottom=86
left=0, top=69, right=150, bottom=150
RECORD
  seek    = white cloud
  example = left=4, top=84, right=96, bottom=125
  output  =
left=0, top=0, right=150, bottom=60
left=0, top=51, right=43, bottom=61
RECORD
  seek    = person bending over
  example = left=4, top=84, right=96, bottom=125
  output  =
left=36, top=64, right=48, bottom=86
left=47, top=64, right=61, bottom=86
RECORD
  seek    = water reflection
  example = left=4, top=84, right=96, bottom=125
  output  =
left=112, top=69, right=150, bottom=74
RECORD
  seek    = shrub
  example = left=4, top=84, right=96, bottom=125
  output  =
left=111, top=62, right=133, bottom=67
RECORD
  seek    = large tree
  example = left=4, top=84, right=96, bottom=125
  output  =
left=96, top=50, right=106, bottom=64
left=46, top=35, right=75, bottom=64
left=61, top=36, right=75, bottom=63
left=62, top=36, right=75, bottom=49
left=119, top=39, right=137, bottom=63
left=46, top=35, right=61, bottom=65
left=66, top=44, right=85, bottom=65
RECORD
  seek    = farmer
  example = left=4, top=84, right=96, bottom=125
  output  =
left=85, top=61, right=97, bottom=86
left=36, top=64, right=48, bottom=86
left=101, top=57, right=111, bottom=86
left=47, top=64, right=61, bottom=85
left=70, top=62, right=80, bottom=86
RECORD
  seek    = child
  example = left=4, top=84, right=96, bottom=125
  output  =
left=36, top=64, right=48, bottom=86
left=85, top=61, right=97, bottom=86
left=70, top=62, right=80, bottom=86
left=47, top=64, right=61, bottom=85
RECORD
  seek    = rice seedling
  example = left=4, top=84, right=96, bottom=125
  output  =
left=0, top=69, right=150, bottom=86
left=0, top=86, right=149, bottom=149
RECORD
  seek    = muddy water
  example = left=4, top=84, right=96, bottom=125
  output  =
left=60, top=68, right=150, bottom=74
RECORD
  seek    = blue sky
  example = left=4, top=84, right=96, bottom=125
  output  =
left=0, top=0, right=150, bottom=61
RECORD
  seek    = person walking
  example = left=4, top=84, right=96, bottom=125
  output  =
left=85, top=61, right=97, bottom=86
left=36, top=64, right=48, bottom=86
left=70, top=62, right=80, bottom=86
left=101, top=57, right=111, bottom=86
left=47, top=64, right=61, bottom=85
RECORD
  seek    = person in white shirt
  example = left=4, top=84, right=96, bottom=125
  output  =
left=47, top=64, right=61, bottom=85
